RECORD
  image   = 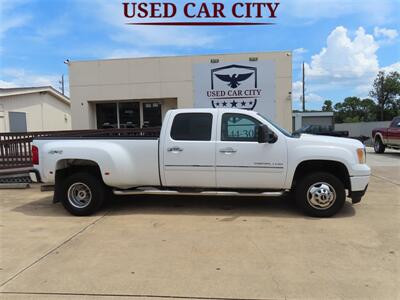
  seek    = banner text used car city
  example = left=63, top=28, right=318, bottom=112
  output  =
left=123, top=1, right=280, bottom=25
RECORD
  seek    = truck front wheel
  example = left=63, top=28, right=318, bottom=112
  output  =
left=374, top=137, right=385, bottom=153
left=295, top=172, right=346, bottom=217
left=60, top=172, right=105, bottom=216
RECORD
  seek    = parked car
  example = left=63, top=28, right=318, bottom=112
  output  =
left=372, top=116, right=400, bottom=153
left=292, top=124, right=349, bottom=138
left=31, top=108, right=370, bottom=218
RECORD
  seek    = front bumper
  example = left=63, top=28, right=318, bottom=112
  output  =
left=351, top=175, right=370, bottom=191
left=350, top=175, right=369, bottom=204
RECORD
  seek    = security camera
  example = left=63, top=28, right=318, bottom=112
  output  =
left=64, top=59, right=70, bottom=65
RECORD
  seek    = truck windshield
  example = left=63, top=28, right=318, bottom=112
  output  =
left=257, top=113, right=293, bottom=137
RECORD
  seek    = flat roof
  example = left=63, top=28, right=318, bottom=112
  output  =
left=67, top=50, right=292, bottom=64
left=0, top=86, right=70, bottom=105
left=292, top=111, right=334, bottom=117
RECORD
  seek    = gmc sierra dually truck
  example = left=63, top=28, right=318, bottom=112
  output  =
left=31, top=108, right=370, bottom=217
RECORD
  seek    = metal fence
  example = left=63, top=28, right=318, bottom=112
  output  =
left=0, top=128, right=160, bottom=170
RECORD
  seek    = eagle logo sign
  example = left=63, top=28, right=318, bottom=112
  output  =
left=215, top=73, right=253, bottom=89
left=209, top=64, right=259, bottom=110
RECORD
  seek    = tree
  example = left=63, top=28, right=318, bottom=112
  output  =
left=322, top=100, right=333, bottom=112
left=369, top=71, right=400, bottom=121
left=360, top=98, right=378, bottom=121
left=333, top=97, right=378, bottom=123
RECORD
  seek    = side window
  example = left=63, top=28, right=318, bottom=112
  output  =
left=391, top=117, right=400, bottom=128
left=170, top=113, right=213, bottom=141
left=221, top=113, right=260, bottom=141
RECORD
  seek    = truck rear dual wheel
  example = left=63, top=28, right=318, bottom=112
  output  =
left=295, top=172, right=346, bottom=217
left=60, top=172, right=105, bottom=216
left=374, top=137, right=386, bottom=153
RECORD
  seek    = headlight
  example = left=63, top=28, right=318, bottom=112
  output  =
left=357, top=148, right=366, bottom=164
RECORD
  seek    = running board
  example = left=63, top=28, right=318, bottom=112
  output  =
left=113, top=189, right=284, bottom=197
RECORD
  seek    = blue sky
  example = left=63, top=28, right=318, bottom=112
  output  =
left=1, top=0, right=399, bottom=110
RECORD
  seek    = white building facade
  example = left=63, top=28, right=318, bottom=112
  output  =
left=0, top=87, right=71, bottom=132
left=69, top=52, right=293, bottom=130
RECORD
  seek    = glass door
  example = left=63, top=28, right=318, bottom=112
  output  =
left=119, top=102, right=140, bottom=128
left=143, top=102, right=161, bottom=127
left=96, top=103, right=118, bottom=129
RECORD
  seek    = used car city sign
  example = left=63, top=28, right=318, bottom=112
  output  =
left=122, top=1, right=280, bottom=25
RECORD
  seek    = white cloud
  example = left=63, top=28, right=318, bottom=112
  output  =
left=0, top=0, right=30, bottom=39
left=292, top=81, right=302, bottom=102
left=306, top=26, right=379, bottom=80
left=374, top=27, right=398, bottom=41
left=303, top=26, right=380, bottom=98
left=33, top=19, right=69, bottom=41
left=299, top=25, right=399, bottom=105
left=293, top=48, right=307, bottom=55
left=85, top=0, right=216, bottom=48
left=0, top=80, right=17, bottom=88
left=284, top=0, right=397, bottom=25
left=106, top=49, right=174, bottom=59
left=381, top=62, right=400, bottom=73
left=293, top=48, right=308, bottom=64
left=0, top=68, right=66, bottom=94
left=292, top=80, right=323, bottom=103
left=0, top=15, right=27, bottom=38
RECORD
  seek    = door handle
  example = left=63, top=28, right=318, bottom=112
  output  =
left=167, top=146, right=183, bottom=152
left=219, top=147, right=237, bottom=154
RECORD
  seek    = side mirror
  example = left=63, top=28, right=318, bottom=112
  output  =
left=257, top=125, right=278, bottom=143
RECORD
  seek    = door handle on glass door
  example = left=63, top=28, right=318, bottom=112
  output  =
left=167, top=147, right=183, bottom=152
left=219, top=147, right=237, bottom=154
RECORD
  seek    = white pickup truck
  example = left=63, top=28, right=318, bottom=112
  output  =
left=31, top=108, right=370, bottom=217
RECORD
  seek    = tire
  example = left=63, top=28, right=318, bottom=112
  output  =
left=295, top=172, right=346, bottom=217
left=374, top=137, right=385, bottom=153
left=60, top=172, right=105, bottom=216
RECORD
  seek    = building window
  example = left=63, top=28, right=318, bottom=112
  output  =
left=143, top=102, right=161, bottom=127
left=96, top=101, right=165, bottom=129
left=119, top=102, right=140, bottom=128
left=96, top=103, right=118, bottom=129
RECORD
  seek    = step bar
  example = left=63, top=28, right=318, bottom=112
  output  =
left=113, top=189, right=284, bottom=197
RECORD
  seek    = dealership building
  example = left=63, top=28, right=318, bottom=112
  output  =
left=68, top=52, right=292, bottom=130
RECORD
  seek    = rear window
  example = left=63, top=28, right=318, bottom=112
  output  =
left=170, top=113, right=213, bottom=141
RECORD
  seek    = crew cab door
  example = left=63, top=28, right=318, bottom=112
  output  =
left=161, top=111, right=217, bottom=187
left=388, top=117, right=400, bottom=145
left=216, top=112, right=287, bottom=189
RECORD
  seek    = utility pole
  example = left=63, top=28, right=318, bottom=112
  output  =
left=59, top=75, right=65, bottom=95
left=302, top=62, right=305, bottom=112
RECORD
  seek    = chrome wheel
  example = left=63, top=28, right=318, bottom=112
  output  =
left=374, top=140, right=380, bottom=152
left=307, top=182, right=336, bottom=210
left=67, top=182, right=92, bottom=209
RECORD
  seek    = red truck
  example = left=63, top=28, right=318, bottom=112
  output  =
left=372, top=116, right=400, bottom=153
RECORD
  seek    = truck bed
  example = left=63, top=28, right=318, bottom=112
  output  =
left=33, top=138, right=161, bottom=189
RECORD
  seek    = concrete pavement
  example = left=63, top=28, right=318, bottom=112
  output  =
left=0, top=149, right=399, bottom=299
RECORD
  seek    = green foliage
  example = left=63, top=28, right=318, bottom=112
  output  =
left=333, top=97, right=378, bottom=123
left=322, top=100, right=333, bottom=112
left=369, top=71, right=400, bottom=120
left=321, top=71, right=400, bottom=123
